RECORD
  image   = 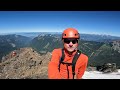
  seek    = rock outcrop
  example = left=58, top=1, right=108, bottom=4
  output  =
left=112, top=40, right=120, bottom=53
left=0, top=47, right=51, bottom=79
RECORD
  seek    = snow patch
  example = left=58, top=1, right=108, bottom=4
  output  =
left=82, top=70, right=120, bottom=79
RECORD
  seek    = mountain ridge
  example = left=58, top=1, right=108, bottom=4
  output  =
left=0, top=47, right=51, bottom=79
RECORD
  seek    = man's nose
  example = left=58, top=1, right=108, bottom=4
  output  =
left=69, top=42, right=73, bottom=47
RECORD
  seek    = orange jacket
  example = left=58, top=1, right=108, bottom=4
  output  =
left=48, top=48, right=88, bottom=79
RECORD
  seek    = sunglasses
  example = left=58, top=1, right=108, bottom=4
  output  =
left=64, top=38, right=78, bottom=44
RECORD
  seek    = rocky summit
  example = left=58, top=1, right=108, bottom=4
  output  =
left=0, top=47, right=51, bottom=79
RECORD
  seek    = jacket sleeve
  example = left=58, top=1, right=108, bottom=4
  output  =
left=48, top=49, right=63, bottom=79
left=77, top=56, right=88, bottom=79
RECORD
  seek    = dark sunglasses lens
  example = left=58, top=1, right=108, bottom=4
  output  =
left=64, top=39, right=70, bottom=44
left=72, top=40, right=78, bottom=44
left=64, top=39, right=78, bottom=44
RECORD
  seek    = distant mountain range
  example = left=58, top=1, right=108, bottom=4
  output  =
left=23, top=32, right=120, bottom=42
left=2, top=32, right=120, bottom=42
left=0, top=32, right=120, bottom=68
left=80, top=34, right=120, bottom=42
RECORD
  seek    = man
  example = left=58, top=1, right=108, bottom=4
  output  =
left=48, top=28, right=88, bottom=79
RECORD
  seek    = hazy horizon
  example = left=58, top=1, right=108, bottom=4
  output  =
left=1, top=31, right=120, bottom=37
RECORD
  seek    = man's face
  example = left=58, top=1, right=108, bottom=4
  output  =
left=63, top=38, right=78, bottom=52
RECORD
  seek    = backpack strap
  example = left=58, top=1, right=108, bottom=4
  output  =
left=58, top=49, right=81, bottom=79
left=72, top=50, right=81, bottom=79
left=58, top=48, right=65, bottom=72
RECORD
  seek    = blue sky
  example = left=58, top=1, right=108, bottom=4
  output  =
left=0, top=11, right=120, bottom=36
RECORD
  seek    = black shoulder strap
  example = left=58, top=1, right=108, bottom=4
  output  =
left=72, top=50, right=81, bottom=79
left=58, top=49, right=65, bottom=72
left=61, top=48, right=65, bottom=62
